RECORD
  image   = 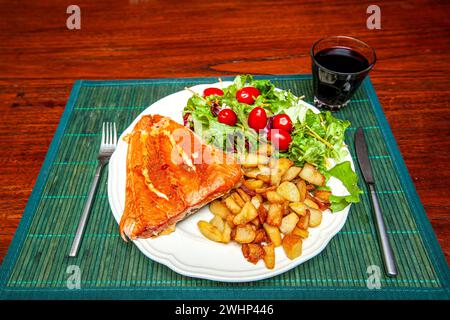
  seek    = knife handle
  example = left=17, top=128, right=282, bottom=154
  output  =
left=368, top=184, right=398, bottom=277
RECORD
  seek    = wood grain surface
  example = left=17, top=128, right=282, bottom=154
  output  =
left=0, top=0, right=449, bottom=264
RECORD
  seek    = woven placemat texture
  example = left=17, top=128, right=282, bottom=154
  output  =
left=0, top=75, right=448, bottom=300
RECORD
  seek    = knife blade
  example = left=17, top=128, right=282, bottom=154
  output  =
left=355, top=127, right=374, bottom=184
left=354, top=127, right=398, bottom=277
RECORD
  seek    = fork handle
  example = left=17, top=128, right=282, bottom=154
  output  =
left=69, top=162, right=104, bottom=257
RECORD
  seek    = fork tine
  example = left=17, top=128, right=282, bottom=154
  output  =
left=106, top=122, right=109, bottom=145
left=108, top=122, right=112, bottom=145
left=102, top=122, right=106, bottom=145
left=109, top=122, right=113, bottom=145
left=103, top=122, right=107, bottom=145
left=113, top=123, right=117, bottom=146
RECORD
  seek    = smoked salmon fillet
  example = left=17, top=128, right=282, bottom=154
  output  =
left=120, top=114, right=243, bottom=240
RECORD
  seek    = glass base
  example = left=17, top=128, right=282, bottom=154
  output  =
left=314, top=96, right=349, bottom=111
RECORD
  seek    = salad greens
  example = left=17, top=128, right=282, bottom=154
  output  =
left=328, top=161, right=363, bottom=212
left=182, top=75, right=361, bottom=211
left=279, top=108, right=351, bottom=171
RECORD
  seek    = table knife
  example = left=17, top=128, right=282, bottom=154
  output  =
left=355, top=127, right=398, bottom=277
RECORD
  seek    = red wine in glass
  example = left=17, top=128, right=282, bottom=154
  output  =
left=311, top=36, right=376, bottom=110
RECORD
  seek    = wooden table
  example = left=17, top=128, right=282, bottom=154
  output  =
left=0, top=0, right=449, bottom=264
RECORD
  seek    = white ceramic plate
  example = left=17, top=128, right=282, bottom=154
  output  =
left=108, top=81, right=353, bottom=282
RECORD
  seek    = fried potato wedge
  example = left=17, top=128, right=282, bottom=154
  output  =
left=308, top=193, right=330, bottom=211
left=282, top=234, right=303, bottom=260
left=250, top=195, right=261, bottom=209
left=198, top=221, right=224, bottom=243
left=315, top=189, right=332, bottom=202
left=222, top=222, right=232, bottom=243
left=276, top=181, right=300, bottom=202
left=289, top=202, right=307, bottom=216
left=279, top=212, right=300, bottom=235
left=304, top=198, right=320, bottom=210
left=309, top=208, right=323, bottom=227
left=277, top=158, right=294, bottom=170
left=233, top=202, right=258, bottom=225
left=231, top=192, right=246, bottom=207
left=314, top=198, right=331, bottom=211
left=291, top=227, right=309, bottom=238
left=266, top=190, right=286, bottom=204
left=254, top=193, right=263, bottom=203
left=268, top=163, right=281, bottom=186
left=234, top=224, right=256, bottom=244
left=263, top=243, right=275, bottom=269
left=256, top=174, right=271, bottom=183
left=296, top=180, right=307, bottom=202
left=281, top=166, right=302, bottom=182
left=299, top=163, right=325, bottom=186
left=251, top=217, right=261, bottom=228
left=236, top=188, right=251, bottom=202
left=240, top=184, right=256, bottom=196
left=242, top=243, right=265, bottom=264
left=210, top=215, right=225, bottom=232
left=267, top=203, right=283, bottom=227
left=297, top=211, right=310, bottom=230
left=224, top=196, right=242, bottom=214
left=281, top=201, right=290, bottom=216
left=263, top=223, right=282, bottom=247
left=255, top=185, right=277, bottom=194
left=253, top=228, right=267, bottom=243
left=257, top=165, right=271, bottom=175
left=243, top=169, right=260, bottom=179
left=242, top=179, right=265, bottom=191
left=270, top=158, right=294, bottom=186
left=209, top=200, right=231, bottom=219
left=225, top=214, right=236, bottom=228
left=258, top=203, right=268, bottom=224
left=242, top=153, right=270, bottom=168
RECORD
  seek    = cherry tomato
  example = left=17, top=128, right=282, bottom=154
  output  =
left=203, top=87, right=224, bottom=97
left=218, top=109, right=237, bottom=126
left=236, top=86, right=260, bottom=104
left=248, top=107, right=268, bottom=131
left=268, top=129, right=292, bottom=151
left=272, top=114, right=293, bottom=132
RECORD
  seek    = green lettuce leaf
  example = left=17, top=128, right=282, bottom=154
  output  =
left=279, top=109, right=349, bottom=171
left=327, top=161, right=363, bottom=212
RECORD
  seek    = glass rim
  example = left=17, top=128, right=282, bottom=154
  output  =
left=310, top=36, right=376, bottom=76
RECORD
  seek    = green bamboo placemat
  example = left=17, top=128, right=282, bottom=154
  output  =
left=1, top=75, right=449, bottom=300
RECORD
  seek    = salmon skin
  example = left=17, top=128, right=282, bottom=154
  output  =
left=120, top=114, right=243, bottom=240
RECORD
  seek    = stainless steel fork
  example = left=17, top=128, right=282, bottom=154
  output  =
left=69, top=122, right=117, bottom=257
